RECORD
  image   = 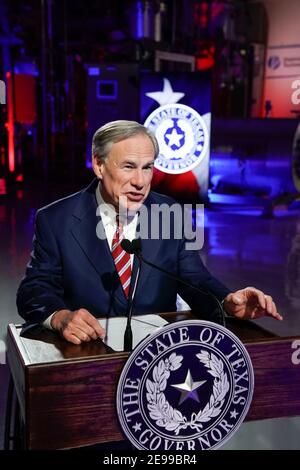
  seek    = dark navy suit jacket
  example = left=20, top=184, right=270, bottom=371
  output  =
left=17, top=179, right=230, bottom=324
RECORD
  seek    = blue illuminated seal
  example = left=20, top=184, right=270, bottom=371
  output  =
left=144, top=103, right=209, bottom=175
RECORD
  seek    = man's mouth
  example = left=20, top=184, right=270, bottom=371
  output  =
left=126, top=192, right=145, bottom=201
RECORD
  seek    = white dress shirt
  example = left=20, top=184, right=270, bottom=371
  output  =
left=95, top=183, right=138, bottom=252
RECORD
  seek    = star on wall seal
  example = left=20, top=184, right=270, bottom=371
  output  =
left=116, top=320, right=254, bottom=450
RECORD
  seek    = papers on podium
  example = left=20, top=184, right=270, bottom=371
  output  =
left=102, top=314, right=168, bottom=352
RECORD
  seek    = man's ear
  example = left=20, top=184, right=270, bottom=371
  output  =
left=92, top=155, right=104, bottom=179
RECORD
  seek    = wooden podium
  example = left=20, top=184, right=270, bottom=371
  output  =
left=6, top=312, right=300, bottom=450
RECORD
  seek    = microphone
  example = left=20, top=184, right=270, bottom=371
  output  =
left=123, top=241, right=142, bottom=351
left=121, top=239, right=226, bottom=327
left=120, top=238, right=135, bottom=254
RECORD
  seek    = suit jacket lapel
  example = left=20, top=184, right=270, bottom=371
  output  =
left=131, top=193, right=162, bottom=298
left=70, top=179, right=127, bottom=307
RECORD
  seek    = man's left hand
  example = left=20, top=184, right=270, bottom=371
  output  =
left=223, top=287, right=283, bottom=321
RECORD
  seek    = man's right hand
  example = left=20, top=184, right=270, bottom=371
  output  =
left=51, top=308, right=106, bottom=345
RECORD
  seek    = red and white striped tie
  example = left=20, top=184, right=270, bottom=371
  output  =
left=111, top=221, right=131, bottom=297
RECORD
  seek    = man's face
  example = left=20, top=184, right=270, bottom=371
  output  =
left=93, top=133, right=155, bottom=211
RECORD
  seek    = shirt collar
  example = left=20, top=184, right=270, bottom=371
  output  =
left=96, top=182, right=117, bottom=228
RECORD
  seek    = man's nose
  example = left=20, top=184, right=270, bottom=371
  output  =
left=131, top=169, right=144, bottom=188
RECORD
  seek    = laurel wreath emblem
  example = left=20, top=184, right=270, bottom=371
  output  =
left=146, top=350, right=229, bottom=435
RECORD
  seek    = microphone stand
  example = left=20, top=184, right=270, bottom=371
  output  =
left=123, top=258, right=142, bottom=352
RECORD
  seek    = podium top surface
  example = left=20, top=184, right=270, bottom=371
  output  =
left=7, top=311, right=292, bottom=367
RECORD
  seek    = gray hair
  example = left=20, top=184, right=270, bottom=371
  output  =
left=92, top=120, right=159, bottom=161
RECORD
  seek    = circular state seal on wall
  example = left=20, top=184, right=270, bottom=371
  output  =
left=144, top=103, right=209, bottom=175
left=116, top=320, right=254, bottom=451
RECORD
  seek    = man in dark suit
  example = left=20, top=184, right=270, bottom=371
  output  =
left=17, top=120, right=282, bottom=345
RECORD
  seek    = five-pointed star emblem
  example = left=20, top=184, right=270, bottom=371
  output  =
left=133, top=422, right=142, bottom=432
left=230, top=409, right=239, bottom=419
left=171, top=369, right=206, bottom=405
left=146, top=78, right=185, bottom=106
left=166, top=128, right=183, bottom=147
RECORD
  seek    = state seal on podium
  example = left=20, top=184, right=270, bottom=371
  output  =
left=116, top=320, right=254, bottom=450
